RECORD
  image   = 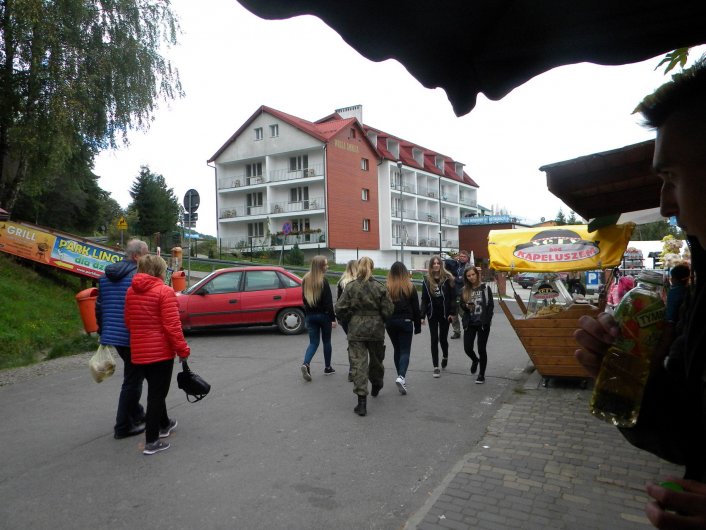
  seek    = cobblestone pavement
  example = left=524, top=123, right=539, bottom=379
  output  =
left=407, top=371, right=682, bottom=530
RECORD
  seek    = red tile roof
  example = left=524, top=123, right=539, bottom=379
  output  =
left=209, top=105, right=479, bottom=189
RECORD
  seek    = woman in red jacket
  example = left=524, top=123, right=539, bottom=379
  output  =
left=125, top=255, right=190, bottom=455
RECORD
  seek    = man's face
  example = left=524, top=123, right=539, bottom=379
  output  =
left=654, top=110, right=706, bottom=244
left=458, top=253, right=469, bottom=263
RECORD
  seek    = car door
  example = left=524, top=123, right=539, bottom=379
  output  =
left=183, top=270, right=244, bottom=327
left=239, top=270, right=286, bottom=324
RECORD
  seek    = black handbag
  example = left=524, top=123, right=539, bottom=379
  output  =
left=177, top=360, right=211, bottom=403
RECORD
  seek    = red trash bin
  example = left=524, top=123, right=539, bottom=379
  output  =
left=75, top=288, right=99, bottom=334
left=172, top=270, right=186, bottom=292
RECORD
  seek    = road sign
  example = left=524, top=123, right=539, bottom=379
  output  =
left=117, top=217, right=128, bottom=230
left=282, top=222, right=292, bottom=235
left=183, top=189, right=200, bottom=212
left=183, top=212, right=198, bottom=227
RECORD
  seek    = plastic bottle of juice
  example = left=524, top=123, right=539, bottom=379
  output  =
left=590, top=270, right=666, bottom=427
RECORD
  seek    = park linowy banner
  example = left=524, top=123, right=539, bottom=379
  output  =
left=488, top=223, right=635, bottom=273
left=0, top=220, right=124, bottom=279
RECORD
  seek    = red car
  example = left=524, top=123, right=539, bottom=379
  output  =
left=176, top=266, right=305, bottom=334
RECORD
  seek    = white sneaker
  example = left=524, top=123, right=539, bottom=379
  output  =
left=395, top=376, right=407, bottom=395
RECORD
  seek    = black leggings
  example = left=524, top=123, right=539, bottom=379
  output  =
left=428, top=316, right=450, bottom=368
left=463, top=326, right=490, bottom=376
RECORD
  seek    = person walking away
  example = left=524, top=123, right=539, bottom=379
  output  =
left=337, top=259, right=358, bottom=382
left=335, top=257, right=394, bottom=416
left=125, top=255, right=190, bottom=455
left=421, top=255, right=455, bottom=378
left=385, top=261, right=421, bottom=394
left=95, top=238, right=148, bottom=439
left=459, top=266, right=494, bottom=384
left=574, top=58, right=706, bottom=526
left=444, top=250, right=470, bottom=340
left=301, top=255, right=337, bottom=381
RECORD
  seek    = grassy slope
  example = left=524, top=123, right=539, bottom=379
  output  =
left=0, top=254, right=98, bottom=370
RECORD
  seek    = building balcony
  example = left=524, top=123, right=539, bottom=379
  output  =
left=270, top=196, right=324, bottom=215
left=269, top=163, right=324, bottom=184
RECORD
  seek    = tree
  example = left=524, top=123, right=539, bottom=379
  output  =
left=128, top=166, right=180, bottom=240
left=0, top=0, right=183, bottom=209
left=566, top=211, right=578, bottom=225
left=555, top=209, right=567, bottom=225
left=632, top=220, right=683, bottom=241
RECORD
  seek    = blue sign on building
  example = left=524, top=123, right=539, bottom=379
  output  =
left=460, top=215, right=513, bottom=226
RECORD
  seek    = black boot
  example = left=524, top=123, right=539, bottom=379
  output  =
left=371, top=380, right=383, bottom=397
left=354, top=395, right=367, bottom=416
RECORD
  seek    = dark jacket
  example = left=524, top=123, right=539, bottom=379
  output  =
left=420, top=276, right=456, bottom=320
left=95, top=259, right=137, bottom=347
left=335, top=278, right=394, bottom=341
left=444, top=258, right=467, bottom=296
left=619, top=236, right=706, bottom=481
left=303, top=281, right=336, bottom=322
left=459, top=283, right=494, bottom=329
left=388, top=288, right=422, bottom=334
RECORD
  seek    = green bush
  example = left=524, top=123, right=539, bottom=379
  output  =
left=285, top=243, right=305, bottom=265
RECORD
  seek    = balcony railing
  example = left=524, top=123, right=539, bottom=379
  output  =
left=219, top=233, right=327, bottom=252
left=270, top=196, right=323, bottom=214
left=269, top=163, right=324, bottom=183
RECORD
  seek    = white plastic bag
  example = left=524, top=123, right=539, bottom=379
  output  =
left=89, top=345, right=117, bottom=383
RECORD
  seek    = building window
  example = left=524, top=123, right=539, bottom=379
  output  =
left=248, top=222, right=264, bottom=243
left=254, top=127, right=263, bottom=141
left=361, top=188, right=369, bottom=201
left=290, top=186, right=309, bottom=204
left=362, top=218, right=370, bottom=232
left=246, top=192, right=263, bottom=215
left=270, top=124, right=279, bottom=137
left=350, top=128, right=356, bottom=139
left=246, top=163, right=262, bottom=177
left=289, top=155, right=308, bottom=172
left=361, top=158, right=369, bottom=171
left=292, top=218, right=311, bottom=242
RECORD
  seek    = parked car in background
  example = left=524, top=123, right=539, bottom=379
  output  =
left=176, top=266, right=305, bottom=334
left=512, top=272, right=569, bottom=289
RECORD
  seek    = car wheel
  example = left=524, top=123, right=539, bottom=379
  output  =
left=277, top=308, right=305, bottom=335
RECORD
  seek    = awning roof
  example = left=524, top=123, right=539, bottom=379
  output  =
left=540, top=140, right=660, bottom=221
left=237, top=0, right=706, bottom=116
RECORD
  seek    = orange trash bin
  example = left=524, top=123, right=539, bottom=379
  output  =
left=75, top=288, right=99, bottom=334
left=172, top=270, right=186, bottom=292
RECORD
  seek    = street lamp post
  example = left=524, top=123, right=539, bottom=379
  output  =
left=438, top=175, right=443, bottom=256
left=397, top=161, right=404, bottom=266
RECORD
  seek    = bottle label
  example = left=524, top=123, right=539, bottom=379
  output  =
left=635, top=304, right=665, bottom=328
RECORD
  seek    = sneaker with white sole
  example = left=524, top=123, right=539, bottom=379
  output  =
left=324, top=366, right=336, bottom=375
left=159, top=419, right=177, bottom=438
left=143, top=440, right=170, bottom=455
left=395, top=376, right=407, bottom=395
left=433, top=367, right=441, bottom=378
left=475, top=375, right=485, bottom=384
left=301, top=364, right=312, bottom=382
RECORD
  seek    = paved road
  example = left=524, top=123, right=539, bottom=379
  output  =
left=0, top=291, right=683, bottom=529
left=0, top=301, right=528, bottom=530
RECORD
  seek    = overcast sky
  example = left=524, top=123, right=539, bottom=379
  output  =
left=93, top=0, right=705, bottom=237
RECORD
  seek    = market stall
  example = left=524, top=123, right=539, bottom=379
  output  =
left=488, top=223, right=634, bottom=386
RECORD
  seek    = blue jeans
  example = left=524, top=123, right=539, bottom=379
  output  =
left=386, top=318, right=413, bottom=377
left=114, top=346, right=145, bottom=435
left=303, top=313, right=333, bottom=367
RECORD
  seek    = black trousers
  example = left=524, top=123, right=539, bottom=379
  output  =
left=142, top=359, right=174, bottom=443
left=428, top=316, right=450, bottom=368
left=463, top=325, right=491, bottom=377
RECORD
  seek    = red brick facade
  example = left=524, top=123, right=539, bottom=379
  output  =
left=326, top=125, right=380, bottom=250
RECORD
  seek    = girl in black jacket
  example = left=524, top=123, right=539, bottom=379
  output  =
left=459, top=266, right=494, bottom=384
left=420, top=255, right=455, bottom=378
left=385, top=261, right=421, bottom=394
left=300, top=255, right=337, bottom=381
